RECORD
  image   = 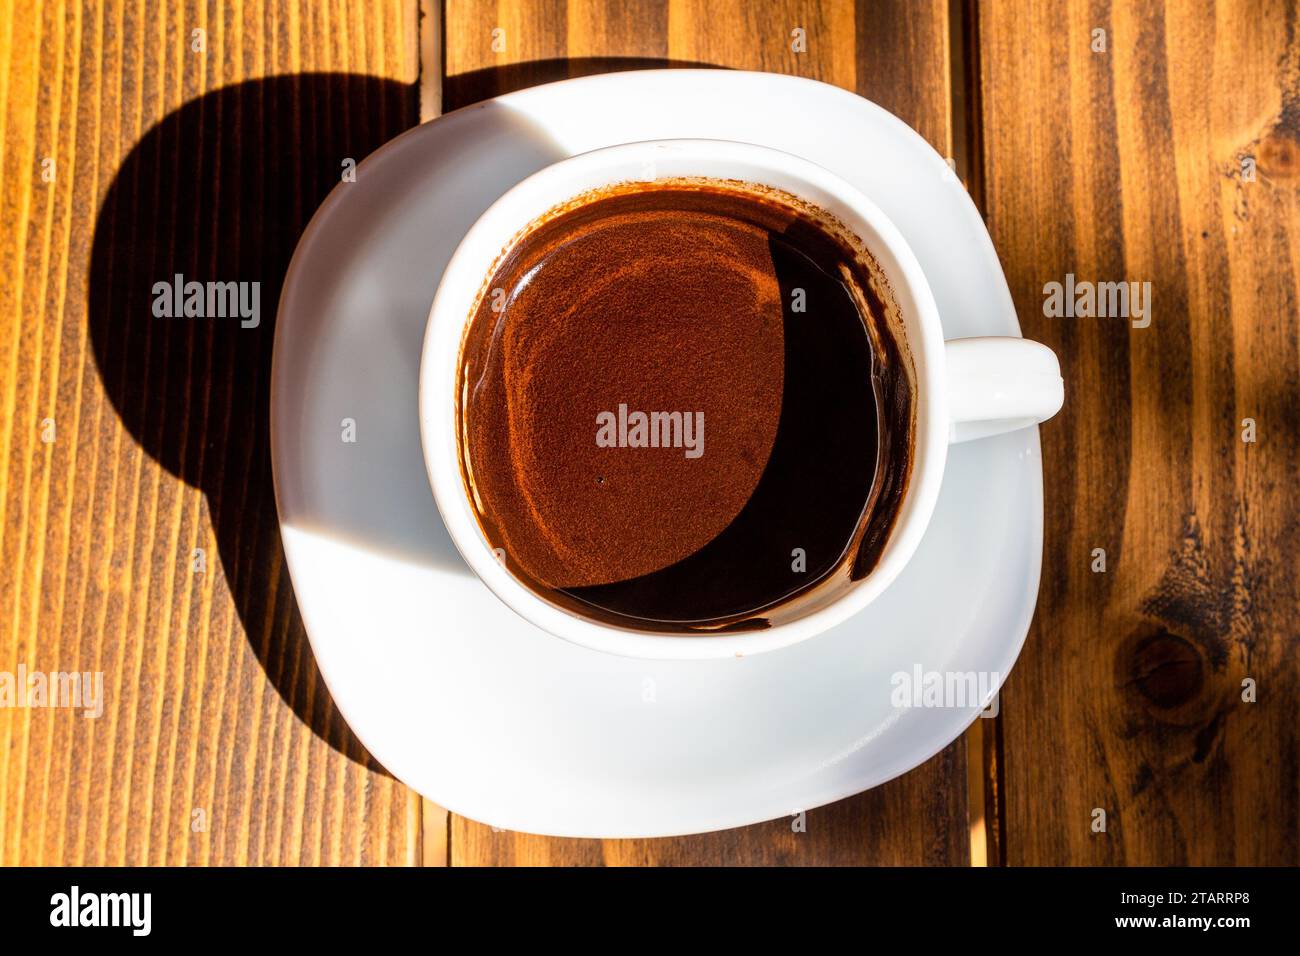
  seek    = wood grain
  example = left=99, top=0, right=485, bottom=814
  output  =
left=979, top=0, right=1300, bottom=864
left=442, top=0, right=973, bottom=866
left=0, top=0, right=421, bottom=865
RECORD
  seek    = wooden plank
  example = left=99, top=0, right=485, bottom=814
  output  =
left=442, top=0, right=972, bottom=866
left=980, top=0, right=1300, bottom=864
left=0, top=0, right=422, bottom=865
left=443, top=0, right=676, bottom=110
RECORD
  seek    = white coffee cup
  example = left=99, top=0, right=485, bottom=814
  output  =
left=419, top=139, right=1062, bottom=660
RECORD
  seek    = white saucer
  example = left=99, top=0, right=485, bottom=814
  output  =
left=271, top=70, right=1042, bottom=838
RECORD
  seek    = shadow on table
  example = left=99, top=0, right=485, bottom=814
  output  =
left=87, top=74, right=422, bottom=773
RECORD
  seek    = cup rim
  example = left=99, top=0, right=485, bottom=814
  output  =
left=419, top=138, right=949, bottom=660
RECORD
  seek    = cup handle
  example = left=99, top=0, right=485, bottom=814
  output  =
left=944, top=336, right=1064, bottom=444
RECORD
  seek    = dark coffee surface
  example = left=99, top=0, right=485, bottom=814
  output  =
left=458, top=180, right=913, bottom=630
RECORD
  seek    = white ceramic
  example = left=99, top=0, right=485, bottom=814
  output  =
left=420, top=138, right=1062, bottom=660
left=271, top=70, right=1049, bottom=837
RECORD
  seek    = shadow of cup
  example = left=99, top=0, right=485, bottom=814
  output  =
left=88, top=74, right=424, bottom=769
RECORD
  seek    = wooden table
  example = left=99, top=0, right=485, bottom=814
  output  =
left=0, top=0, right=1294, bottom=866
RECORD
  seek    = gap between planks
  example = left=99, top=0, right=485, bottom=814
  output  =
left=417, top=0, right=449, bottom=867
left=948, top=0, right=1001, bottom=868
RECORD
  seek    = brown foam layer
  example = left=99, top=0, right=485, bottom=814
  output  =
left=460, top=188, right=787, bottom=587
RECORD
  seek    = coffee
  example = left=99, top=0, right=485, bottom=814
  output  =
left=457, top=178, right=914, bottom=632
